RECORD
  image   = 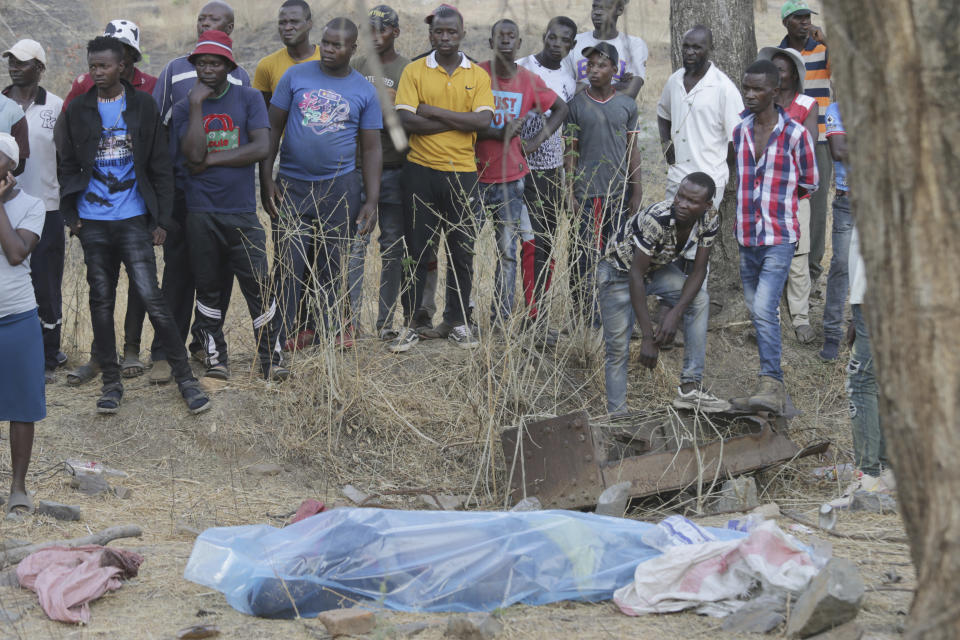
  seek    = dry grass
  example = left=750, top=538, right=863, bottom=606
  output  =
left=0, top=1, right=911, bottom=638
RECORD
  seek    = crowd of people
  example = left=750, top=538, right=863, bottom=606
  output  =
left=0, top=0, right=890, bottom=517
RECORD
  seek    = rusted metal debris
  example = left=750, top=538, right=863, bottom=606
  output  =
left=501, top=408, right=828, bottom=510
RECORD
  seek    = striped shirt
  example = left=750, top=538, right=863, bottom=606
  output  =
left=780, top=36, right=830, bottom=140
left=733, top=106, right=818, bottom=247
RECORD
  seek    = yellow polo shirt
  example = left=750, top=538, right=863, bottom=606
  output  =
left=395, top=52, right=495, bottom=172
left=253, top=45, right=323, bottom=93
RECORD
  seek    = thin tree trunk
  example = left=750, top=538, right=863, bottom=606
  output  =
left=823, top=1, right=960, bottom=638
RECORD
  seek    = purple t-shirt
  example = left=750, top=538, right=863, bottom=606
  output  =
left=172, top=85, right=269, bottom=214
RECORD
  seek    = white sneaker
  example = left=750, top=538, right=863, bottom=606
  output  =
left=388, top=327, right=419, bottom=353
left=672, top=386, right=731, bottom=413
left=448, top=324, right=480, bottom=349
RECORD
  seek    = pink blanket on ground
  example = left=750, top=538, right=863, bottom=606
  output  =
left=17, top=545, right=143, bottom=623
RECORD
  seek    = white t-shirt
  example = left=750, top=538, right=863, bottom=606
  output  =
left=517, top=54, right=577, bottom=170
left=563, top=31, right=649, bottom=85
left=0, top=190, right=44, bottom=317
left=657, top=62, right=743, bottom=188
left=848, top=227, right=867, bottom=305
left=18, top=89, right=62, bottom=211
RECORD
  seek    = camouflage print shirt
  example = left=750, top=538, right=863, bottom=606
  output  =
left=606, top=199, right=720, bottom=272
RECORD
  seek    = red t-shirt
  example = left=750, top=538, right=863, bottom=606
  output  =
left=476, top=62, right=557, bottom=184
left=62, top=67, right=158, bottom=110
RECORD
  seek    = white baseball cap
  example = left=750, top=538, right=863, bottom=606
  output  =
left=0, top=132, right=19, bottom=166
left=2, top=39, right=47, bottom=66
left=103, top=19, right=142, bottom=61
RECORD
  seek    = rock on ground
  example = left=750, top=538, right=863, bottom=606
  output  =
left=596, top=481, right=632, bottom=517
left=317, top=608, right=376, bottom=637
left=786, top=558, right=865, bottom=638
left=445, top=613, right=503, bottom=640
left=849, top=491, right=897, bottom=514
left=36, top=500, right=82, bottom=521
left=708, top=477, right=759, bottom=513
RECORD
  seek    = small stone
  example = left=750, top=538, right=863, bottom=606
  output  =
left=69, top=474, right=110, bottom=496
left=341, top=484, right=370, bottom=505
left=722, top=606, right=784, bottom=633
left=445, top=613, right=503, bottom=640
left=510, top=497, right=542, bottom=512
left=36, top=500, right=82, bottom=521
left=419, top=494, right=465, bottom=510
left=316, top=608, right=376, bottom=637
left=176, top=522, right=202, bottom=537
left=807, top=621, right=864, bottom=640
left=388, top=621, right=432, bottom=638
left=247, top=463, right=283, bottom=477
left=176, top=624, right=221, bottom=639
left=596, top=481, right=632, bottom=517
left=419, top=494, right=440, bottom=509
left=751, top=502, right=781, bottom=519
left=849, top=491, right=897, bottom=514
left=708, top=477, right=759, bottom=513
left=786, top=558, right=865, bottom=638
left=113, top=486, right=133, bottom=499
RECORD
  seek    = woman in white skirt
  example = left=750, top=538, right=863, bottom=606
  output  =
left=0, top=132, right=45, bottom=518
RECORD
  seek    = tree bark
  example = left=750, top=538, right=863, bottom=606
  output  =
left=823, top=1, right=960, bottom=638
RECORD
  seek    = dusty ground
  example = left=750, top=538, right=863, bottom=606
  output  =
left=0, top=0, right=912, bottom=638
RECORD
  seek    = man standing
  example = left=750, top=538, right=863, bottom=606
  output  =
left=59, top=37, right=210, bottom=415
left=476, top=19, right=565, bottom=330
left=63, top=20, right=155, bottom=108
left=261, top=18, right=381, bottom=348
left=253, top=0, right=322, bottom=106
left=565, top=43, right=642, bottom=328
left=517, top=16, right=578, bottom=341
left=351, top=5, right=412, bottom=341
left=563, top=0, right=648, bottom=99
left=657, top=26, right=742, bottom=210
left=388, top=5, right=494, bottom=352
left=779, top=0, right=832, bottom=285
left=174, top=32, right=287, bottom=381
left=3, top=40, right=66, bottom=380
left=149, top=0, right=251, bottom=383
left=602, top=174, right=729, bottom=414
left=730, top=60, right=817, bottom=414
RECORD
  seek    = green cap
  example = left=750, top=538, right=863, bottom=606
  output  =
left=781, top=0, right=817, bottom=20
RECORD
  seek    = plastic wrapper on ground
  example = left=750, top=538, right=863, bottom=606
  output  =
left=183, top=507, right=743, bottom=618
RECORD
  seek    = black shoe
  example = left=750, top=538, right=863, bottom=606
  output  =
left=96, top=383, right=124, bottom=414
left=55, top=351, right=68, bottom=368
left=179, top=379, right=211, bottom=415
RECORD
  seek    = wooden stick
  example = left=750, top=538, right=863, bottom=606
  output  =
left=0, top=525, right=143, bottom=568
left=781, top=510, right=908, bottom=544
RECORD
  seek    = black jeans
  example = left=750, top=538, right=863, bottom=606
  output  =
left=30, top=211, right=65, bottom=369
left=187, top=212, right=279, bottom=373
left=77, top=216, right=194, bottom=386
left=523, top=167, right=563, bottom=321
left=401, top=161, right=479, bottom=326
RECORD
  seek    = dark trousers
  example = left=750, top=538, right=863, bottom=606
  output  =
left=273, top=172, right=360, bottom=345
left=523, top=167, right=563, bottom=321
left=30, top=211, right=65, bottom=369
left=571, top=196, right=623, bottom=328
left=77, top=216, right=194, bottom=386
left=187, top=212, right=279, bottom=372
left=401, top=161, right=479, bottom=326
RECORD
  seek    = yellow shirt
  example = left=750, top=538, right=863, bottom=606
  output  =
left=395, top=52, right=495, bottom=172
left=253, top=45, right=323, bottom=93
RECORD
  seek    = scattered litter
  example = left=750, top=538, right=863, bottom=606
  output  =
left=446, top=613, right=502, bottom=639
left=818, top=504, right=838, bottom=531
left=64, top=459, right=128, bottom=479
left=812, top=464, right=855, bottom=482
left=176, top=624, right=221, bottom=639
left=785, top=558, right=864, bottom=638
left=184, top=508, right=743, bottom=618
left=752, top=503, right=781, bottom=519
left=849, top=491, right=897, bottom=514
left=317, top=608, right=376, bottom=637
left=596, top=481, right=631, bottom=517
left=341, top=484, right=370, bottom=505
left=288, top=499, right=326, bottom=525
left=790, top=523, right=815, bottom=534
left=419, top=494, right=466, bottom=511
left=614, top=519, right=825, bottom=616
left=246, top=463, right=283, bottom=477
left=17, top=545, right=143, bottom=623
left=36, top=501, right=82, bottom=522
left=509, top=497, right=541, bottom=512
left=70, top=474, right=110, bottom=496
left=708, top=477, right=759, bottom=513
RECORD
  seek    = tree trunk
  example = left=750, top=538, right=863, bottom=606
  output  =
left=823, top=1, right=960, bottom=638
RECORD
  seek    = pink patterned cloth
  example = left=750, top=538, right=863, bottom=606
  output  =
left=17, top=545, right=143, bottom=623
left=288, top=499, right=327, bottom=524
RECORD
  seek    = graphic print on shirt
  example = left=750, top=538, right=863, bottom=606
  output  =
left=491, top=90, right=523, bottom=128
left=87, top=129, right=135, bottom=206
left=298, top=88, right=350, bottom=135
left=39, top=108, right=57, bottom=129
left=203, top=113, right=239, bottom=152
left=576, top=58, right=628, bottom=82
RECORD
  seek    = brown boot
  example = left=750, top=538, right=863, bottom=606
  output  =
left=748, top=376, right=785, bottom=414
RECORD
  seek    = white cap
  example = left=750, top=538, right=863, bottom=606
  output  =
left=0, top=132, right=19, bottom=165
left=103, top=19, right=142, bottom=61
left=2, top=39, right=46, bottom=66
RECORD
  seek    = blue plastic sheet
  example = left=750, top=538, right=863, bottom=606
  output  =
left=184, top=508, right=744, bottom=618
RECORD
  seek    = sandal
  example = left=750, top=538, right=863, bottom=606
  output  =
left=66, top=360, right=100, bottom=386
left=120, top=347, right=146, bottom=378
left=96, top=383, right=124, bottom=414
left=179, top=379, right=211, bottom=415
left=5, top=490, right=34, bottom=521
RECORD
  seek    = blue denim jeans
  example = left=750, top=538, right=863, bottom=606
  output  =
left=739, top=242, right=796, bottom=381
left=597, top=259, right=709, bottom=415
left=822, top=195, right=853, bottom=343
left=846, top=305, right=887, bottom=476
left=480, top=179, right=525, bottom=322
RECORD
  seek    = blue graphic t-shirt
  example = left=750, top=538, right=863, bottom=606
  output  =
left=271, top=63, right=382, bottom=181
left=824, top=103, right=847, bottom=192
left=78, top=95, right=147, bottom=221
left=172, top=85, right=270, bottom=214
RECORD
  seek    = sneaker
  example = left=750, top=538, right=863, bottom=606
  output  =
left=265, top=365, right=291, bottom=382
left=179, top=379, right=211, bottom=415
left=379, top=327, right=399, bottom=342
left=448, top=324, right=480, bottom=350
left=732, top=376, right=785, bottom=414
left=284, top=329, right=316, bottom=352
left=418, top=320, right=452, bottom=339
left=672, top=386, right=732, bottom=413
left=388, top=327, right=420, bottom=353
left=335, top=324, right=355, bottom=349
left=204, top=363, right=230, bottom=380
left=818, top=339, right=840, bottom=362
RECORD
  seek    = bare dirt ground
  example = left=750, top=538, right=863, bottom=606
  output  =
left=0, top=1, right=912, bottom=638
